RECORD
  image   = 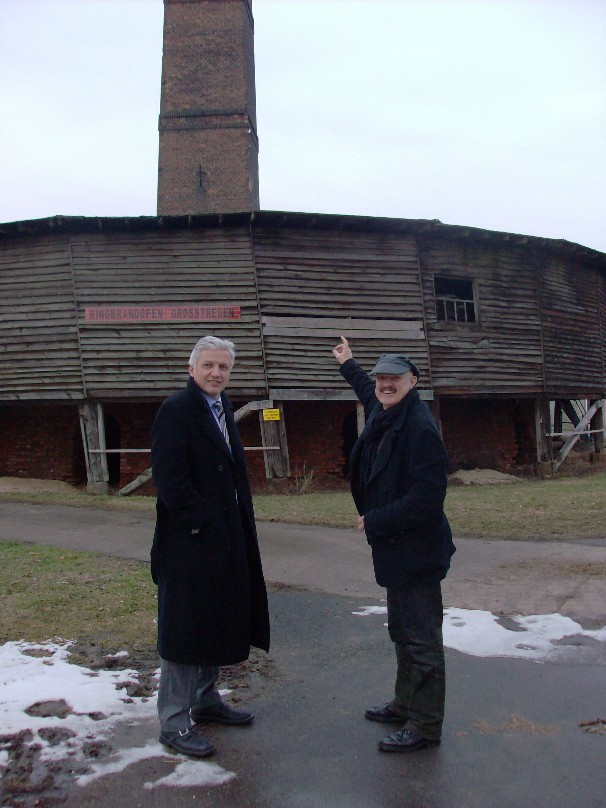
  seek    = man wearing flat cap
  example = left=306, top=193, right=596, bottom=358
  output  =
left=332, top=336, right=455, bottom=753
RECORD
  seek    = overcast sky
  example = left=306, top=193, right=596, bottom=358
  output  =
left=1, top=0, right=604, bottom=252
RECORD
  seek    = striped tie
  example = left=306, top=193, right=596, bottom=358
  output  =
left=213, top=401, right=231, bottom=450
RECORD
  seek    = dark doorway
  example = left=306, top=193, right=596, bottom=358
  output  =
left=72, top=425, right=87, bottom=485
left=342, top=410, right=358, bottom=477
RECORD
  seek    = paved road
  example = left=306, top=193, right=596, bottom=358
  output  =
left=2, top=500, right=605, bottom=624
left=1, top=500, right=606, bottom=807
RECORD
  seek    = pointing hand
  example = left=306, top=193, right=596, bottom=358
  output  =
left=332, top=335, right=353, bottom=365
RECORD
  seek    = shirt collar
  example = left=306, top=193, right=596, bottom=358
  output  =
left=201, top=391, right=222, bottom=410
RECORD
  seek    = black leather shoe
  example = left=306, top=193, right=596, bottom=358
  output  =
left=378, top=728, right=441, bottom=753
left=191, top=702, right=254, bottom=725
left=365, top=703, right=406, bottom=724
left=159, top=729, right=214, bottom=758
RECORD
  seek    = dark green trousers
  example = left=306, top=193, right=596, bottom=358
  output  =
left=386, top=582, right=445, bottom=740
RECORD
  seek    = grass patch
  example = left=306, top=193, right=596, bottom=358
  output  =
left=0, top=489, right=155, bottom=512
left=0, top=542, right=157, bottom=650
left=0, top=541, right=269, bottom=699
left=445, top=472, right=606, bottom=540
left=2, top=470, right=605, bottom=540
left=0, top=474, right=604, bottom=654
left=255, top=471, right=606, bottom=540
left=253, top=491, right=357, bottom=527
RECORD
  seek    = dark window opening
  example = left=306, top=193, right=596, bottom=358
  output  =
left=434, top=277, right=476, bottom=323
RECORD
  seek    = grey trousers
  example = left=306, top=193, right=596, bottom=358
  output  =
left=157, top=657, right=223, bottom=733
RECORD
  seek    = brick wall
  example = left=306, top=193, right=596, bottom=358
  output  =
left=0, top=404, right=85, bottom=484
left=102, top=398, right=357, bottom=492
left=104, top=399, right=275, bottom=493
left=157, top=0, right=259, bottom=215
left=157, top=129, right=258, bottom=215
left=103, top=403, right=158, bottom=494
left=0, top=397, right=539, bottom=493
left=281, top=401, right=356, bottom=486
left=161, top=0, right=253, bottom=111
left=105, top=399, right=273, bottom=493
left=440, top=398, right=536, bottom=472
left=105, top=401, right=356, bottom=494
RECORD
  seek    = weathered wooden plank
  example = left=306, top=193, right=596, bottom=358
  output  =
left=68, top=226, right=264, bottom=396
left=2, top=218, right=602, bottom=406
left=263, top=325, right=425, bottom=340
left=261, top=315, right=422, bottom=328
left=117, top=468, right=153, bottom=496
left=268, top=387, right=434, bottom=401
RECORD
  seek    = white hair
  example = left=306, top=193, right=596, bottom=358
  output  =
left=189, top=336, right=236, bottom=367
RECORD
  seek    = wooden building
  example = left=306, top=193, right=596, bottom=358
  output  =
left=1, top=0, right=604, bottom=491
left=1, top=211, right=604, bottom=492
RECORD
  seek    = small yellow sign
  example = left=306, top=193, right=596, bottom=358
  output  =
left=263, top=408, right=281, bottom=421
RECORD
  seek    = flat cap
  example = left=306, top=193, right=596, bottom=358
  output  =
left=369, top=353, right=420, bottom=378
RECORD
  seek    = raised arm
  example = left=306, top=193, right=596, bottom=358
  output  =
left=332, top=335, right=377, bottom=414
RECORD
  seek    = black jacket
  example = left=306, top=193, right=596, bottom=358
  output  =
left=341, top=359, right=455, bottom=588
left=150, top=376, right=270, bottom=665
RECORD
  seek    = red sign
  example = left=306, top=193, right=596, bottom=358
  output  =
left=84, top=305, right=241, bottom=323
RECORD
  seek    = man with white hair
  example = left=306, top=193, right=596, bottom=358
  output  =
left=151, top=335, right=270, bottom=758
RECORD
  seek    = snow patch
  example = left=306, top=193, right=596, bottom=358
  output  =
left=352, top=605, right=606, bottom=662
left=0, top=640, right=235, bottom=790
left=144, top=758, right=236, bottom=789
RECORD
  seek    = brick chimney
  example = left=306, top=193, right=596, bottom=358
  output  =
left=157, top=0, right=260, bottom=215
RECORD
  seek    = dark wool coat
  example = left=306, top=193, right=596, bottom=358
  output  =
left=341, top=359, right=455, bottom=588
left=150, top=377, right=270, bottom=666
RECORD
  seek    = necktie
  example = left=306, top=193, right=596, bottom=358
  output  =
left=213, top=401, right=231, bottom=450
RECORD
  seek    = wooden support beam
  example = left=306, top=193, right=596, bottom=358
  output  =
left=557, top=399, right=581, bottom=427
left=553, top=401, right=563, bottom=437
left=96, top=402, right=109, bottom=483
left=276, top=403, right=290, bottom=477
left=590, top=399, right=605, bottom=454
left=234, top=399, right=274, bottom=423
left=78, top=400, right=109, bottom=494
left=553, top=400, right=601, bottom=471
left=534, top=398, right=553, bottom=467
left=118, top=468, right=153, bottom=496
left=259, top=402, right=290, bottom=478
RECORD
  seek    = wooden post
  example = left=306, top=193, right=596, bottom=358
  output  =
left=276, top=403, right=290, bottom=477
left=590, top=399, right=605, bottom=454
left=534, top=398, right=553, bottom=467
left=553, top=400, right=563, bottom=438
left=78, top=401, right=109, bottom=494
left=259, top=402, right=290, bottom=478
left=118, top=467, right=153, bottom=496
left=96, top=403, right=109, bottom=484
left=553, top=400, right=601, bottom=471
